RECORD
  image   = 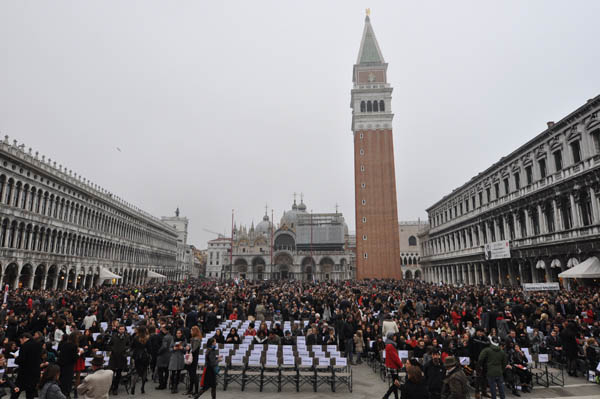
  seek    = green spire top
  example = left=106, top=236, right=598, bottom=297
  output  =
left=357, top=14, right=385, bottom=64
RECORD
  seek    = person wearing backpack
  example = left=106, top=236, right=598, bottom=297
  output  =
left=478, top=337, right=507, bottom=399
left=441, top=356, right=470, bottom=399
left=130, top=326, right=151, bottom=395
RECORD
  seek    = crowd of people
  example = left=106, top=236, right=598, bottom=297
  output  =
left=0, top=278, right=598, bottom=399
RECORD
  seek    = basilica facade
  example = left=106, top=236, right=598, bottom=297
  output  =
left=223, top=199, right=355, bottom=281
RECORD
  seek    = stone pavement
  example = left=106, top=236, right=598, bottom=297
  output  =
left=109, top=364, right=600, bottom=399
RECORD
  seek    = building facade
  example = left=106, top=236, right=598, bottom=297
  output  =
left=215, top=199, right=355, bottom=281
left=399, top=221, right=428, bottom=279
left=161, top=209, right=195, bottom=280
left=351, top=13, right=402, bottom=279
left=420, top=96, right=600, bottom=287
left=0, top=136, right=178, bottom=290
left=206, top=236, right=230, bottom=279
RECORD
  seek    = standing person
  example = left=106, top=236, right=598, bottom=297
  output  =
left=382, top=333, right=403, bottom=399
left=342, top=316, right=355, bottom=365
left=38, top=364, right=66, bottom=399
left=156, top=325, right=172, bottom=390
left=424, top=350, right=446, bottom=399
left=169, top=329, right=186, bottom=393
left=478, top=337, right=507, bottom=399
left=194, top=338, right=222, bottom=399
left=400, top=360, right=428, bottom=399
left=185, top=326, right=202, bottom=396
left=108, top=325, right=130, bottom=396
left=76, top=354, right=113, bottom=399
left=440, top=357, right=469, bottom=399
left=130, top=326, right=151, bottom=395
left=57, top=333, right=78, bottom=398
left=12, top=332, right=43, bottom=399
left=560, top=321, right=578, bottom=377
left=354, top=330, right=364, bottom=364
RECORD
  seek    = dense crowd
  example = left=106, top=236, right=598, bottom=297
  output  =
left=0, top=278, right=598, bottom=399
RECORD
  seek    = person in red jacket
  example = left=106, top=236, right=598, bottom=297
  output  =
left=383, top=332, right=403, bottom=399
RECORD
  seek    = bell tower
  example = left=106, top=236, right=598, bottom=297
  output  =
left=351, top=12, right=402, bottom=279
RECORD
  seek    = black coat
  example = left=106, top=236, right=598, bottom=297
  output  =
left=15, top=339, right=43, bottom=390
left=401, top=379, right=429, bottom=399
left=109, top=333, right=131, bottom=370
left=201, top=348, right=218, bottom=388
left=424, top=360, right=446, bottom=395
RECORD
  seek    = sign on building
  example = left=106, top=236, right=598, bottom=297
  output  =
left=523, top=282, right=560, bottom=291
left=484, top=240, right=511, bottom=260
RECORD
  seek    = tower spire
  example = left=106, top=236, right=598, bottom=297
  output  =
left=356, top=11, right=385, bottom=65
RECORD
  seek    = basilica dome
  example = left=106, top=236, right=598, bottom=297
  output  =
left=281, top=199, right=308, bottom=228
left=256, top=213, right=272, bottom=234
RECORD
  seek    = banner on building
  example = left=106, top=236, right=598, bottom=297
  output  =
left=523, top=282, right=560, bottom=292
left=484, top=240, right=511, bottom=260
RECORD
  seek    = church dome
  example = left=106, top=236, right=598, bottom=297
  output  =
left=297, top=200, right=307, bottom=212
left=281, top=199, right=307, bottom=228
left=256, top=213, right=272, bottom=234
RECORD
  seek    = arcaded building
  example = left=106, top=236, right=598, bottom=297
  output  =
left=0, top=136, right=178, bottom=289
left=351, top=13, right=402, bottom=279
left=420, top=96, right=600, bottom=287
left=399, top=221, right=429, bottom=280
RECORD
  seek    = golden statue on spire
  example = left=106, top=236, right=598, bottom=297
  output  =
left=366, top=8, right=371, bottom=17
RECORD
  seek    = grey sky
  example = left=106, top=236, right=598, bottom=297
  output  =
left=1, top=1, right=599, bottom=247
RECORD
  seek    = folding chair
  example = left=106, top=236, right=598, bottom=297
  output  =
left=242, top=361, right=262, bottom=391
left=332, top=358, right=352, bottom=392
left=223, top=359, right=245, bottom=391
left=261, top=362, right=280, bottom=392
left=314, top=357, right=332, bottom=392
left=297, top=358, right=314, bottom=392
left=279, top=357, right=297, bottom=391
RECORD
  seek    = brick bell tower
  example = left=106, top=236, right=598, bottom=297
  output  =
left=351, top=12, right=402, bottom=279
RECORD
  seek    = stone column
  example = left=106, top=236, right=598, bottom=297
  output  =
left=497, top=263, right=503, bottom=286
left=476, top=263, right=481, bottom=285
left=590, top=186, right=600, bottom=224
left=538, top=204, right=547, bottom=234
left=28, top=271, right=34, bottom=290
left=512, top=212, right=521, bottom=239
left=518, top=263, right=524, bottom=286
left=570, top=193, right=580, bottom=228
left=41, top=271, right=48, bottom=291
left=552, top=199, right=562, bottom=231
left=531, top=263, right=537, bottom=283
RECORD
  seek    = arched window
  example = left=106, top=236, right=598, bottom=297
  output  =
left=366, top=101, right=372, bottom=112
left=360, top=101, right=366, bottom=112
left=408, top=257, right=413, bottom=265
left=373, top=100, right=379, bottom=112
left=379, top=100, right=385, bottom=112
left=408, top=236, right=417, bottom=246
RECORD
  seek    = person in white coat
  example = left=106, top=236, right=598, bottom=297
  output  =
left=77, top=355, right=113, bottom=399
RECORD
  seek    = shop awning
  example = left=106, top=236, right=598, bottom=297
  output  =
left=147, top=270, right=167, bottom=280
left=558, top=257, right=600, bottom=279
left=97, top=267, right=122, bottom=286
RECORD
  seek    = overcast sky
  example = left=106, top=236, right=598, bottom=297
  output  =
left=1, top=1, right=599, bottom=247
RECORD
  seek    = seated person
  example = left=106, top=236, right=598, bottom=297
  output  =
left=506, top=344, right=532, bottom=394
left=281, top=331, right=295, bottom=346
left=244, top=322, right=257, bottom=337
left=306, top=326, right=322, bottom=346
left=225, top=327, right=241, bottom=344
left=253, top=330, right=267, bottom=345
left=266, top=331, right=281, bottom=345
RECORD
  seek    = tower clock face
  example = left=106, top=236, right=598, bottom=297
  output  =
left=368, top=72, right=376, bottom=82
